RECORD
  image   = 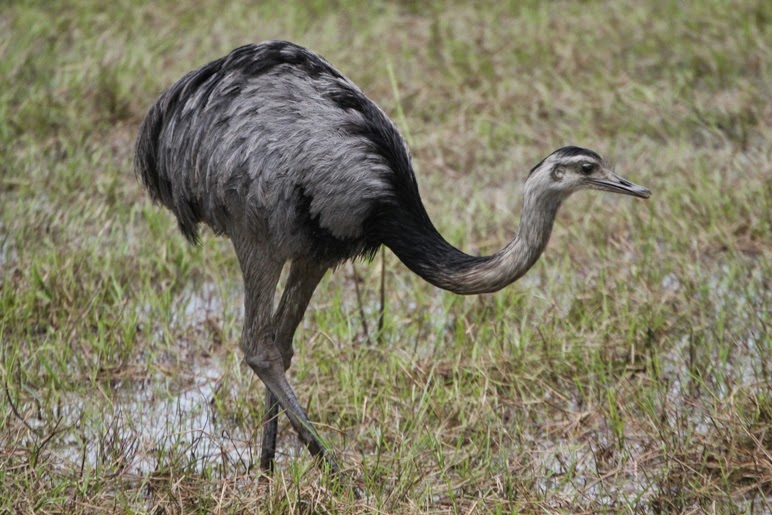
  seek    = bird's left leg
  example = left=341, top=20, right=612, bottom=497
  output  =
left=260, top=258, right=327, bottom=472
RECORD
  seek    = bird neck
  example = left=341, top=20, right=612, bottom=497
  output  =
left=380, top=187, right=562, bottom=295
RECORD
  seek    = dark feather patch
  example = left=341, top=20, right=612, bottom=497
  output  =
left=294, top=186, right=380, bottom=264
left=323, top=86, right=369, bottom=113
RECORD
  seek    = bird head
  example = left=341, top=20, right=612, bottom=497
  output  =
left=526, top=146, right=651, bottom=201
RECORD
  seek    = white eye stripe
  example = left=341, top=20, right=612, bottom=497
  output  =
left=534, top=152, right=602, bottom=175
left=544, top=155, right=598, bottom=168
left=563, top=155, right=598, bottom=165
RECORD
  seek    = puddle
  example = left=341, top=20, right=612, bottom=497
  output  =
left=530, top=436, right=652, bottom=506
left=0, top=232, right=15, bottom=269
left=52, top=361, right=249, bottom=475
left=661, top=272, right=681, bottom=291
left=173, top=279, right=233, bottom=328
left=50, top=282, right=271, bottom=476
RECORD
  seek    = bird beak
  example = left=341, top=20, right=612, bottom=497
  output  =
left=590, top=173, right=651, bottom=199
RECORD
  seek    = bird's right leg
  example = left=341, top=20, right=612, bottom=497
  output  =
left=233, top=243, right=338, bottom=472
left=260, top=258, right=327, bottom=472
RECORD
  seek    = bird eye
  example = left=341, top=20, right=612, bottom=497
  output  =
left=581, top=162, right=595, bottom=174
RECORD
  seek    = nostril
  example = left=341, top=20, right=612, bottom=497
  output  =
left=619, top=178, right=632, bottom=186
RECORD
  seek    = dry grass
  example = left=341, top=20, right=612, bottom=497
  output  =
left=1, top=0, right=770, bottom=512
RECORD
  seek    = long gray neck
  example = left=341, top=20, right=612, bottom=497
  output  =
left=382, top=188, right=562, bottom=295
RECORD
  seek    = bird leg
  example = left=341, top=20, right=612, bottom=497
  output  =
left=260, top=389, right=280, bottom=471
left=233, top=241, right=338, bottom=473
left=250, top=361, right=338, bottom=470
left=260, top=259, right=327, bottom=472
left=244, top=321, right=339, bottom=472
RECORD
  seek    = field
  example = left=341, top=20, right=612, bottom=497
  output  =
left=1, top=0, right=770, bottom=512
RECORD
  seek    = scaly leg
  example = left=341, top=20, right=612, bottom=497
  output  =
left=260, top=389, right=280, bottom=471
left=232, top=241, right=336, bottom=471
left=250, top=357, right=338, bottom=470
left=260, top=259, right=327, bottom=471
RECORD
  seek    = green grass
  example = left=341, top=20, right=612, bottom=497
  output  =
left=1, top=0, right=770, bottom=512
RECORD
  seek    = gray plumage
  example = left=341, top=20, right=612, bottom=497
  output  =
left=135, top=40, right=651, bottom=476
left=136, top=41, right=403, bottom=262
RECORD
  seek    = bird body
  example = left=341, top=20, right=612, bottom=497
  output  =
left=136, top=41, right=411, bottom=265
left=135, top=40, right=651, bottom=476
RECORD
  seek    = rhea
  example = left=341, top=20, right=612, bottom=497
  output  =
left=135, top=41, right=651, bottom=473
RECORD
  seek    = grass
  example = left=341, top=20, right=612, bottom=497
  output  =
left=1, top=0, right=770, bottom=512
